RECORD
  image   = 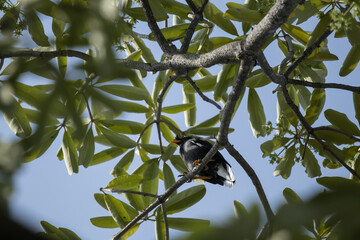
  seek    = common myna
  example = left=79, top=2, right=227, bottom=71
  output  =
left=171, top=136, right=235, bottom=188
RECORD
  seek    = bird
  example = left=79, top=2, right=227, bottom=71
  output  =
left=171, top=136, right=235, bottom=188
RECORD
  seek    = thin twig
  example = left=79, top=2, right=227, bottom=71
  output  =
left=160, top=202, right=169, bottom=240
left=101, top=188, right=159, bottom=198
left=287, top=79, right=360, bottom=93
left=185, top=75, right=221, bottom=110
left=136, top=120, right=156, bottom=143
left=301, top=134, right=310, bottom=160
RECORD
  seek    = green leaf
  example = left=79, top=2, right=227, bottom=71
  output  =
left=59, top=227, right=81, bottom=240
left=90, top=216, right=118, bottom=228
left=104, top=193, right=131, bottom=228
left=106, top=175, right=143, bottom=190
left=299, top=64, right=325, bottom=83
left=167, top=217, right=210, bottom=232
left=274, top=145, right=295, bottom=179
left=304, top=89, right=326, bottom=125
left=155, top=208, right=166, bottom=240
left=317, top=177, right=360, bottom=193
left=260, top=137, right=291, bottom=157
left=294, top=85, right=311, bottom=110
left=170, top=155, right=188, bottom=174
left=245, top=68, right=272, bottom=88
left=186, top=127, right=234, bottom=136
left=99, top=127, right=137, bottom=148
left=345, top=17, right=360, bottom=46
left=165, top=185, right=206, bottom=214
left=89, top=147, right=127, bottom=166
left=282, top=24, right=309, bottom=46
left=110, top=100, right=149, bottom=113
left=277, top=87, right=299, bottom=127
left=248, top=88, right=266, bottom=137
left=283, top=188, right=303, bottom=204
left=78, top=128, right=95, bottom=168
left=97, top=85, right=148, bottom=101
left=324, top=109, right=360, bottom=136
left=2, top=97, right=32, bottom=138
left=100, top=120, right=145, bottom=135
left=162, top=143, right=178, bottom=162
left=183, top=75, right=217, bottom=93
left=160, top=122, right=175, bottom=143
left=183, top=90, right=196, bottom=127
left=159, top=0, right=190, bottom=19
left=354, top=92, right=360, bottom=126
left=23, top=127, right=59, bottom=162
left=26, top=11, right=50, bottom=46
left=162, top=103, right=195, bottom=114
left=140, top=161, right=159, bottom=207
left=224, top=5, right=262, bottom=24
left=149, top=23, right=204, bottom=41
left=214, top=64, right=234, bottom=101
left=141, top=144, right=163, bottom=154
left=339, top=44, right=360, bottom=76
left=300, top=145, right=321, bottom=178
left=111, top=149, right=135, bottom=177
left=132, top=35, right=156, bottom=63
left=62, top=130, right=79, bottom=175
left=163, top=162, right=176, bottom=193
left=201, top=1, right=238, bottom=35
left=306, top=12, right=331, bottom=49
left=40, top=221, right=70, bottom=239
left=234, top=200, right=248, bottom=219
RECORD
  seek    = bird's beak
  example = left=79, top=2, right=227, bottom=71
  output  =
left=171, top=139, right=181, bottom=145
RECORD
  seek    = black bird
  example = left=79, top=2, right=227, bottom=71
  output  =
left=171, top=136, right=235, bottom=188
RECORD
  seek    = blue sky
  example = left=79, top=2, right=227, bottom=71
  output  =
left=1, top=1, right=359, bottom=239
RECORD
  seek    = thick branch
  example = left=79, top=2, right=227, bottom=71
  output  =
left=225, top=141, right=274, bottom=222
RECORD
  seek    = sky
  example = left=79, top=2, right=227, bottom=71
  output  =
left=1, top=1, right=359, bottom=240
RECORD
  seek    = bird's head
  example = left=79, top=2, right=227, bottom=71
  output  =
left=171, top=136, right=192, bottom=146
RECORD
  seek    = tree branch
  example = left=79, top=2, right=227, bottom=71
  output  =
left=287, top=79, right=360, bottom=93
left=140, top=0, right=177, bottom=54
left=313, top=126, right=360, bottom=142
left=185, top=75, right=221, bottom=110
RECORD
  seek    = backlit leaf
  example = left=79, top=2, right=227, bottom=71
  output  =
left=167, top=217, right=210, bottom=232
left=304, top=89, right=325, bottom=125
left=324, top=109, right=360, bottom=136
left=274, top=145, right=295, bottom=179
left=339, top=44, right=360, bottom=76
left=248, top=88, right=266, bottom=137
left=165, top=185, right=206, bottom=214
left=300, top=145, right=321, bottom=178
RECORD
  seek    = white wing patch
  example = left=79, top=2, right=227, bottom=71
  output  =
left=190, top=140, right=205, bottom=148
left=216, top=163, right=236, bottom=188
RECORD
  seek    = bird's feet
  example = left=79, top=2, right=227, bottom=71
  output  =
left=178, top=172, right=212, bottom=182
left=193, top=159, right=215, bottom=170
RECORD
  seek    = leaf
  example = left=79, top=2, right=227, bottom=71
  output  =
left=300, top=145, right=321, bottom=178
left=155, top=208, right=166, bottom=240
left=201, top=1, right=238, bottom=35
left=186, top=127, right=234, bottom=136
left=224, top=5, right=262, bottom=24
left=214, top=64, right=234, bottom=101
left=159, top=0, right=191, bottom=19
left=89, top=147, right=127, bottom=166
left=162, top=143, right=178, bottom=162
left=317, top=177, right=360, bottom=193
left=162, top=103, right=195, bottom=114
left=299, top=64, right=325, bottom=83
left=339, top=44, right=360, bottom=76
left=97, top=85, right=148, bottom=101
left=283, top=188, right=303, bottom=204
left=282, top=24, right=309, bottom=46
left=132, top=35, right=156, bottom=63
left=140, top=161, right=159, bottom=207
left=260, top=137, right=291, bottom=157
left=345, top=17, right=360, bottom=46
left=183, top=75, right=217, bottom=94
left=40, top=221, right=70, bottom=239
left=141, top=144, right=163, bottom=154
left=111, top=149, right=135, bottom=177
left=167, top=217, right=210, bottom=232
left=170, top=155, right=188, bottom=174
left=163, top=163, right=176, bottom=193
left=304, top=89, right=326, bottom=125
left=2, top=97, right=32, bottom=138
left=294, top=85, right=311, bottom=110
left=106, top=175, right=143, bottom=190
left=149, top=23, right=204, bottom=41
left=78, top=128, right=95, bottom=168
left=183, top=90, right=196, bottom=127
left=90, top=216, right=118, bottom=228
left=110, top=100, right=149, bottom=113
left=274, top=145, right=295, bottom=179
left=277, top=87, right=299, bottom=127
left=245, top=68, right=272, bottom=88
left=99, top=127, right=137, bottom=148
left=26, top=11, right=50, bottom=46
left=354, top=92, right=360, bottom=126
left=234, top=200, right=248, bottom=219
left=100, top=120, right=145, bottom=135
left=324, top=109, right=360, bottom=136
left=306, top=12, right=331, bottom=49
left=62, top=130, right=79, bottom=175
left=165, top=185, right=206, bottom=214
left=104, top=193, right=131, bottom=228
left=248, top=88, right=266, bottom=137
